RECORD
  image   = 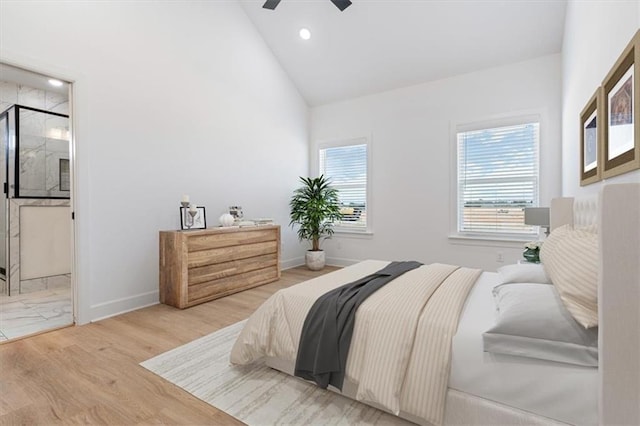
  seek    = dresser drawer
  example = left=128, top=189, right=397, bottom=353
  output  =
left=188, top=253, right=278, bottom=285
left=187, top=241, right=278, bottom=268
left=187, top=266, right=279, bottom=305
left=187, top=228, right=277, bottom=252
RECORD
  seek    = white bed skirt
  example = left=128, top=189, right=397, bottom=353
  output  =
left=444, top=390, right=567, bottom=426
left=265, top=357, right=568, bottom=426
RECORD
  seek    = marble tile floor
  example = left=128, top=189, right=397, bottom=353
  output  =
left=0, top=286, right=73, bottom=341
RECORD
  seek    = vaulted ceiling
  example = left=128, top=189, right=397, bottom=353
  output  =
left=239, top=0, right=567, bottom=106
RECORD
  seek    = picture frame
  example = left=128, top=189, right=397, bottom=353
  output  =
left=602, top=29, right=640, bottom=179
left=580, top=88, right=603, bottom=186
left=180, top=206, right=207, bottom=230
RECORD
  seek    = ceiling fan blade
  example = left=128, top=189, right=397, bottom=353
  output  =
left=263, top=0, right=281, bottom=10
left=330, top=0, right=352, bottom=11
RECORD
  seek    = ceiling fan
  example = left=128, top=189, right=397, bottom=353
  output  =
left=262, top=0, right=352, bottom=12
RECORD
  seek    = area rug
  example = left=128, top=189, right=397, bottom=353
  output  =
left=141, top=320, right=412, bottom=425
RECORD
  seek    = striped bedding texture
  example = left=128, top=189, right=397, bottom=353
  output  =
left=540, top=224, right=599, bottom=328
left=230, top=260, right=481, bottom=426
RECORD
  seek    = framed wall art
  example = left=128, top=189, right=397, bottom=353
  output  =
left=580, top=88, right=603, bottom=186
left=180, top=206, right=207, bottom=230
left=602, top=30, right=640, bottom=179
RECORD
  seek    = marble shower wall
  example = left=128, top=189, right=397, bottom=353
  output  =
left=18, top=107, right=70, bottom=198
left=0, top=80, right=68, bottom=115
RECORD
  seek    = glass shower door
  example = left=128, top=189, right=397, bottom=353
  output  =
left=0, top=110, right=8, bottom=286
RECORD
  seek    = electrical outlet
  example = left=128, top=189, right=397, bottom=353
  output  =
left=496, top=251, right=504, bottom=263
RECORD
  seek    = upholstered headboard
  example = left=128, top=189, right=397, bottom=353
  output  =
left=573, top=195, right=598, bottom=227
left=549, top=194, right=598, bottom=230
left=597, top=183, right=640, bottom=425
left=550, top=185, right=640, bottom=424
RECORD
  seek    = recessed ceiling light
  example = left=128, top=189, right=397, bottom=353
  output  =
left=299, top=28, right=311, bottom=40
left=48, top=79, right=63, bottom=87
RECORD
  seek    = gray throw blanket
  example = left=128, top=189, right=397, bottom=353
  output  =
left=294, top=261, right=423, bottom=390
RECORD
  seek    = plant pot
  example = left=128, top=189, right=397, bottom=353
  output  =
left=306, top=250, right=325, bottom=271
left=523, top=248, right=540, bottom=263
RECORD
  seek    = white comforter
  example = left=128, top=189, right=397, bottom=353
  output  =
left=230, top=260, right=481, bottom=426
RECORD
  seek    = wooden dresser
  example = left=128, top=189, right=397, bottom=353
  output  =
left=159, top=225, right=280, bottom=309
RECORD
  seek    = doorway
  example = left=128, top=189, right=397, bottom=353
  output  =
left=0, top=63, right=74, bottom=341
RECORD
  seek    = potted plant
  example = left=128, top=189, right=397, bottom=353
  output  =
left=523, top=241, right=542, bottom=263
left=289, top=175, right=343, bottom=270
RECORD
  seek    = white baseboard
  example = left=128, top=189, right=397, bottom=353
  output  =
left=282, top=257, right=358, bottom=269
left=281, top=257, right=305, bottom=270
left=90, top=290, right=159, bottom=323
left=326, top=257, right=361, bottom=267
left=88, top=258, right=332, bottom=323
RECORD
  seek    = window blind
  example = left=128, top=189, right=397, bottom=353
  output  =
left=319, top=143, right=367, bottom=230
left=457, top=122, right=539, bottom=235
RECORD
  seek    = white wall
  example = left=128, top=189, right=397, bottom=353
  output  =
left=311, top=55, right=562, bottom=271
left=0, top=1, right=309, bottom=323
left=562, top=0, right=640, bottom=196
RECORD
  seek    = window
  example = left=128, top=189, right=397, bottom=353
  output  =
left=319, top=138, right=369, bottom=232
left=456, top=120, right=539, bottom=238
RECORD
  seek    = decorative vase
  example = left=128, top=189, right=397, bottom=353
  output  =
left=523, top=248, right=540, bottom=263
left=219, top=213, right=235, bottom=227
left=306, top=250, right=325, bottom=271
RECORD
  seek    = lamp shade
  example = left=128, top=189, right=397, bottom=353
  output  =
left=524, top=207, right=550, bottom=226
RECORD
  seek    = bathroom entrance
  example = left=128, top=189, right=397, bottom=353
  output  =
left=0, top=63, right=74, bottom=341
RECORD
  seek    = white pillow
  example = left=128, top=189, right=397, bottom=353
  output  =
left=497, top=263, right=551, bottom=285
left=483, top=283, right=598, bottom=366
left=540, top=224, right=599, bottom=328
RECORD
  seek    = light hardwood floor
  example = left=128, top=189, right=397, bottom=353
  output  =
left=0, top=265, right=338, bottom=425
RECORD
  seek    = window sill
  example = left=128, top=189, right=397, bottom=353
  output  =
left=333, top=229, right=373, bottom=238
left=449, top=233, right=533, bottom=248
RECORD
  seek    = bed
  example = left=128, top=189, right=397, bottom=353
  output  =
left=230, top=183, right=640, bottom=426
